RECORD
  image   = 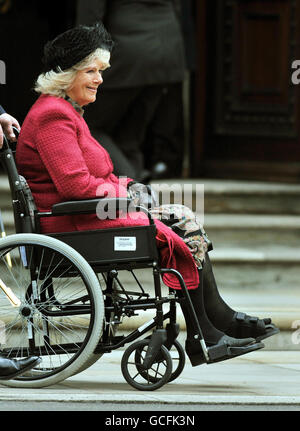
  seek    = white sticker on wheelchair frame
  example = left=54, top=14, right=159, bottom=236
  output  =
left=138, top=319, right=155, bottom=333
left=114, top=236, right=136, bottom=251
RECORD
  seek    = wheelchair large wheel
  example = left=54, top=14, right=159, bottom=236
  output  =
left=121, top=339, right=172, bottom=391
left=135, top=339, right=185, bottom=383
left=0, top=233, right=104, bottom=388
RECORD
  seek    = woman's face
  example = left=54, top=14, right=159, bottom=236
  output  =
left=66, top=56, right=109, bottom=106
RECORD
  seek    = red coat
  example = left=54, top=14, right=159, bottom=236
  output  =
left=16, top=95, right=199, bottom=290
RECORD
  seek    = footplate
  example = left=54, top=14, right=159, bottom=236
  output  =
left=207, top=342, right=230, bottom=361
left=207, top=341, right=264, bottom=363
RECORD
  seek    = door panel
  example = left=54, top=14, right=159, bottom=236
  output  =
left=192, top=0, right=300, bottom=182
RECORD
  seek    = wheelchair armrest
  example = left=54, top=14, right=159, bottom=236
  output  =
left=51, top=198, right=132, bottom=215
left=50, top=198, right=155, bottom=225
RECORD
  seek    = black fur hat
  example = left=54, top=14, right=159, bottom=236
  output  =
left=42, top=22, right=113, bottom=73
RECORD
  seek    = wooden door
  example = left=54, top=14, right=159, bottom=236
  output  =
left=191, top=0, right=300, bottom=182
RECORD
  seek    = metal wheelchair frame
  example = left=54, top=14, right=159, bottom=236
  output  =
left=0, top=132, right=208, bottom=390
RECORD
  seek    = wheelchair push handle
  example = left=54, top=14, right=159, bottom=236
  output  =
left=0, top=136, right=23, bottom=193
left=0, top=134, right=9, bottom=151
left=0, top=126, right=19, bottom=153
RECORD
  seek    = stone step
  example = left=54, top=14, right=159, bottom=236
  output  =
left=202, top=179, right=300, bottom=215
left=152, top=178, right=300, bottom=215
left=210, top=247, right=300, bottom=290
left=203, top=213, right=300, bottom=248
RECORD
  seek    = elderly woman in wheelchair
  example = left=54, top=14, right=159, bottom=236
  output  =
left=0, top=23, right=278, bottom=390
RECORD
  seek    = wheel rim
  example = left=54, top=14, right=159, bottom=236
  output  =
left=135, top=339, right=185, bottom=383
left=0, top=238, right=98, bottom=381
left=121, top=339, right=172, bottom=391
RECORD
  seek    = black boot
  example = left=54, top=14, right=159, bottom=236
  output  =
left=202, top=253, right=279, bottom=342
left=0, top=355, right=41, bottom=380
left=178, top=273, right=258, bottom=366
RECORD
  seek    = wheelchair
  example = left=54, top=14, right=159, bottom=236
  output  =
left=0, top=132, right=215, bottom=391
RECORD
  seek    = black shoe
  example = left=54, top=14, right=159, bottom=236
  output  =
left=185, top=335, right=264, bottom=367
left=224, top=312, right=280, bottom=342
left=0, top=356, right=41, bottom=380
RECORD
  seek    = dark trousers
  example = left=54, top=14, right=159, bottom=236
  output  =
left=84, top=82, right=184, bottom=180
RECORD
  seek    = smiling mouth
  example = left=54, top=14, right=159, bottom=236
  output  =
left=87, top=87, right=97, bottom=93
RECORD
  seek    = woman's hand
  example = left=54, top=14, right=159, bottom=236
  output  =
left=127, top=182, right=159, bottom=209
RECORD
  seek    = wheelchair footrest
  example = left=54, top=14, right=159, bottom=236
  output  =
left=207, top=341, right=264, bottom=363
left=207, top=342, right=230, bottom=361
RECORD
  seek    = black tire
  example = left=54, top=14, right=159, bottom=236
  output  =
left=135, top=339, right=185, bottom=383
left=167, top=339, right=186, bottom=382
left=121, top=339, right=172, bottom=391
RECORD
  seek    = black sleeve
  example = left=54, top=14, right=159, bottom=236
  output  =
left=0, top=105, right=5, bottom=115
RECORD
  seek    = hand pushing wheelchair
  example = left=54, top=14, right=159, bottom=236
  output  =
left=0, top=132, right=234, bottom=390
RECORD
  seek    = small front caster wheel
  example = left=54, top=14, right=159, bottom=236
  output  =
left=121, top=339, right=172, bottom=391
left=135, top=339, right=186, bottom=383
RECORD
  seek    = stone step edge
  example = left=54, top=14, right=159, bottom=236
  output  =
left=203, top=214, right=300, bottom=229
left=209, top=249, right=300, bottom=263
left=151, top=179, right=300, bottom=195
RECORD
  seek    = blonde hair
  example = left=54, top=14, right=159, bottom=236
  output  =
left=34, top=48, right=110, bottom=98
